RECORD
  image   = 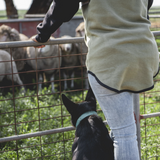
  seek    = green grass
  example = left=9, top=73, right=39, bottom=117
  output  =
left=0, top=9, right=82, bottom=20
left=150, top=6, right=160, bottom=12
left=0, top=6, right=159, bottom=19
left=0, top=10, right=27, bottom=19
left=17, top=10, right=27, bottom=19
left=0, top=87, right=74, bottom=159
left=0, top=82, right=160, bottom=159
left=0, top=10, right=7, bottom=20
left=0, top=86, right=105, bottom=159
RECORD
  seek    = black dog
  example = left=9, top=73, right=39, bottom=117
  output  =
left=62, top=88, right=114, bottom=160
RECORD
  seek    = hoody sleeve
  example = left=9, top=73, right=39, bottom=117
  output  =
left=35, top=0, right=80, bottom=43
left=148, top=0, right=153, bottom=10
left=147, top=0, right=153, bottom=19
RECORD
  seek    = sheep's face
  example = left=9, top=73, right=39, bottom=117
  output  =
left=61, top=43, right=73, bottom=54
left=76, top=29, right=85, bottom=37
left=76, top=22, right=85, bottom=37
left=0, top=25, right=12, bottom=42
left=0, top=25, right=20, bottom=42
left=0, top=31, right=9, bottom=42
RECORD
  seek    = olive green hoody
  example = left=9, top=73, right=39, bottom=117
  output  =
left=82, top=0, right=159, bottom=93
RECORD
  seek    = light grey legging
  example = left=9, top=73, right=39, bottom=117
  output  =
left=88, top=74, right=140, bottom=160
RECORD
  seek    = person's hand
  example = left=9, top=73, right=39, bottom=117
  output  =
left=32, top=37, right=45, bottom=48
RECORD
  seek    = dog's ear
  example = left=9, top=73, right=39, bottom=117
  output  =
left=85, top=87, right=96, bottom=104
left=62, top=94, right=77, bottom=114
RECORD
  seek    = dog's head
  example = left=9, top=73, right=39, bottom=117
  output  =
left=62, top=88, right=96, bottom=127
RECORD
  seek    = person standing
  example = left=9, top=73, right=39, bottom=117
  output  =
left=33, top=0, right=159, bottom=159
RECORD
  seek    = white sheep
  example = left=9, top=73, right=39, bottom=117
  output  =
left=76, top=22, right=89, bottom=89
left=60, top=35, right=79, bottom=90
left=76, top=22, right=88, bottom=55
left=26, top=36, right=61, bottom=93
left=0, top=49, right=25, bottom=92
left=0, top=24, right=28, bottom=71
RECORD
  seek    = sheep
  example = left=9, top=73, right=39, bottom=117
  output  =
left=0, top=49, right=25, bottom=92
left=0, top=24, right=28, bottom=71
left=59, top=35, right=79, bottom=90
left=26, top=36, right=61, bottom=93
left=76, top=22, right=88, bottom=55
left=75, top=22, right=89, bottom=89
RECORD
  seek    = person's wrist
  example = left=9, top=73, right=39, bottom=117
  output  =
left=32, top=36, right=45, bottom=48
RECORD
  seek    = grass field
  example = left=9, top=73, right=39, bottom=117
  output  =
left=0, top=6, right=159, bottom=19
left=0, top=9, right=82, bottom=19
left=0, top=83, right=160, bottom=159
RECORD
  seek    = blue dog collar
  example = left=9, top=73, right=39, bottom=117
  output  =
left=76, top=111, right=97, bottom=128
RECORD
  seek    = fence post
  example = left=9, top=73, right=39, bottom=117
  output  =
left=133, top=93, right=141, bottom=160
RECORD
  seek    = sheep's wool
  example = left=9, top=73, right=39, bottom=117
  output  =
left=82, top=0, right=159, bottom=93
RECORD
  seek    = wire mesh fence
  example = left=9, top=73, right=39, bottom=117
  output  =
left=0, top=37, right=89, bottom=159
left=139, top=13, right=160, bottom=160
left=0, top=24, right=160, bottom=159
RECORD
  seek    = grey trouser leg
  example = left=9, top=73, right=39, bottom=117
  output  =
left=88, top=74, right=140, bottom=160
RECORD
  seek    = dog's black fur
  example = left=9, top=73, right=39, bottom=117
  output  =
left=62, top=88, right=114, bottom=160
